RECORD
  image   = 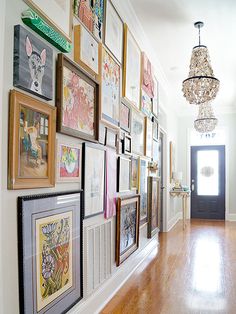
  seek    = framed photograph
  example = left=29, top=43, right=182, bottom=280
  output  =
left=116, top=195, right=140, bottom=266
left=14, top=25, right=53, bottom=101
left=147, top=177, right=160, bottom=238
left=152, top=77, right=159, bottom=118
left=117, top=156, right=131, bottom=193
left=104, top=0, right=123, bottom=64
left=122, top=134, right=132, bottom=155
left=74, top=0, right=104, bottom=42
left=105, top=148, right=117, bottom=219
left=131, top=109, right=144, bottom=156
left=138, top=157, right=148, bottom=225
left=120, top=98, right=131, bottom=133
left=24, top=0, right=73, bottom=41
left=152, top=116, right=159, bottom=140
left=18, top=190, right=83, bottom=314
left=141, top=52, right=154, bottom=98
left=123, top=24, right=141, bottom=109
left=145, top=117, right=153, bottom=159
left=141, top=89, right=152, bottom=117
left=131, top=156, right=139, bottom=190
left=8, top=90, right=56, bottom=190
left=101, top=47, right=120, bottom=126
left=105, top=127, right=118, bottom=149
left=74, top=24, right=101, bottom=77
left=82, top=142, right=105, bottom=218
left=170, top=141, right=175, bottom=183
left=57, top=138, right=82, bottom=185
left=56, top=53, right=99, bottom=142
left=153, top=139, right=159, bottom=164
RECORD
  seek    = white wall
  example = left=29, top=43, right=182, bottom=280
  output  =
left=0, top=1, right=179, bottom=314
left=178, top=113, right=236, bottom=219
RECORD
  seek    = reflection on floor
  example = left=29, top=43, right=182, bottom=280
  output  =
left=101, top=219, right=236, bottom=314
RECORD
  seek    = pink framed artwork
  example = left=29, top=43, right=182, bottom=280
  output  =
left=120, top=98, right=131, bottom=133
left=105, top=148, right=117, bottom=219
left=141, top=52, right=154, bottom=98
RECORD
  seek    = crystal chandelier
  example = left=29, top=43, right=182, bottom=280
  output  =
left=182, top=21, right=220, bottom=105
left=194, top=102, right=218, bottom=133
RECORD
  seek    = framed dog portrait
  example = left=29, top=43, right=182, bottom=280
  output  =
left=18, top=190, right=83, bottom=314
left=14, top=25, right=53, bottom=100
left=8, top=90, right=56, bottom=190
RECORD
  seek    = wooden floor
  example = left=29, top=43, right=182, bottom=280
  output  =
left=101, top=219, right=236, bottom=314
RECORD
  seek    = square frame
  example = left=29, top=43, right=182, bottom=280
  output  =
left=147, top=176, right=160, bottom=238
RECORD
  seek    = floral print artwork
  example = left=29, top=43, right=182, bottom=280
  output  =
left=62, top=66, right=95, bottom=136
left=36, top=212, right=73, bottom=311
left=60, top=145, right=80, bottom=178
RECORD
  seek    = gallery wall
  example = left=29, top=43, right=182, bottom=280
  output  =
left=0, top=1, right=180, bottom=313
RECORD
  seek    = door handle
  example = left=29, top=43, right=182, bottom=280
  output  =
left=191, top=184, right=194, bottom=191
left=161, top=186, right=165, bottom=190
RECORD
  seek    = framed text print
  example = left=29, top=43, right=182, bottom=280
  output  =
left=18, top=190, right=83, bottom=314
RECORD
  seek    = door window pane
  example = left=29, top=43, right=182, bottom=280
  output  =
left=197, top=150, right=219, bottom=196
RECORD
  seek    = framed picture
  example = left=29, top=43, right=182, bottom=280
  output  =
left=131, top=109, right=144, bottom=156
left=18, top=190, right=83, bottom=314
left=141, top=90, right=152, bottom=117
left=152, top=77, right=159, bottom=118
left=147, top=177, right=160, bottom=238
left=56, top=53, right=99, bottom=142
left=122, top=134, right=132, bottom=155
left=123, top=24, right=141, bottom=109
left=98, top=122, right=106, bottom=145
left=74, top=0, right=104, bottom=42
left=8, top=90, right=56, bottom=190
left=105, top=148, right=117, bottom=219
left=170, top=141, right=175, bottom=183
left=145, top=117, right=153, bottom=159
left=138, top=157, right=148, bottom=225
left=120, top=98, right=131, bottom=133
left=117, top=156, right=131, bottom=193
left=74, top=24, right=101, bottom=77
left=24, top=0, right=73, bottom=41
left=131, top=156, right=139, bottom=190
left=141, top=52, right=154, bottom=98
left=153, top=139, right=159, bottom=164
left=101, top=47, right=120, bottom=126
left=105, top=127, right=118, bottom=149
left=152, top=116, right=159, bottom=140
left=104, top=0, right=123, bottom=63
left=116, top=195, right=140, bottom=266
left=14, top=25, right=53, bottom=101
left=82, top=142, right=105, bottom=218
left=57, top=138, right=82, bottom=185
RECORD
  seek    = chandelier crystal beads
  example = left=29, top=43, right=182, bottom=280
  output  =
left=194, top=102, right=218, bottom=133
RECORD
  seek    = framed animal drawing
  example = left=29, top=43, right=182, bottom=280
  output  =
left=14, top=25, right=53, bottom=100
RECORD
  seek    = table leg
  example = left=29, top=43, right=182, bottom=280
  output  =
left=182, top=196, right=185, bottom=230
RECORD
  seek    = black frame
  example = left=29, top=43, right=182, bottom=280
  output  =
left=18, top=190, right=83, bottom=314
left=82, top=142, right=106, bottom=218
left=122, top=133, right=132, bottom=155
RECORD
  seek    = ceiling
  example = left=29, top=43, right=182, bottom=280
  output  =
left=129, top=0, right=236, bottom=116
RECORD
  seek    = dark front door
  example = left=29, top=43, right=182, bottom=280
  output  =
left=191, top=145, right=225, bottom=220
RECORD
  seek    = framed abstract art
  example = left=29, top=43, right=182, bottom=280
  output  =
left=56, top=54, right=99, bottom=142
left=56, top=138, right=82, bottom=185
left=131, top=109, right=144, bottom=156
left=116, top=195, right=140, bottom=266
left=101, top=47, right=120, bottom=126
left=145, top=117, right=153, bottom=159
left=8, top=90, right=56, bottom=190
left=14, top=25, right=53, bottom=101
left=138, top=157, right=149, bottom=225
left=123, top=24, right=141, bottom=109
left=141, top=52, right=154, bottom=98
left=147, top=176, right=160, bottom=238
left=18, top=190, right=83, bottom=314
left=105, top=148, right=117, bottom=219
left=120, top=98, right=131, bottom=133
left=82, top=142, right=105, bottom=218
left=24, top=0, right=73, bottom=41
left=117, top=156, right=131, bottom=193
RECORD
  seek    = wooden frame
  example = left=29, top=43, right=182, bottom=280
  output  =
left=105, top=127, right=118, bottom=150
left=74, top=24, right=102, bottom=80
left=8, top=89, right=56, bottom=190
left=18, top=190, right=83, bottom=314
left=117, top=156, right=131, bottom=193
left=24, top=0, right=73, bottom=42
left=82, top=142, right=106, bottom=218
left=131, top=156, right=139, bottom=191
left=147, top=176, right=160, bottom=238
left=120, top=98, right=132, bottom=133
left=116, top=194, right=140, bottom=266
left=145, top=117, right=153, bottom=159
left=123, top=24, right=141, bottom=110
left=56, top=53, right=99, bottom=142
left=138, top=157, right=149, bottom=226
left=122, top=133, right=132, bottom=155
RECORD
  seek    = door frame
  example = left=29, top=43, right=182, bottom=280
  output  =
left=186, top=127, right=230, bottom=220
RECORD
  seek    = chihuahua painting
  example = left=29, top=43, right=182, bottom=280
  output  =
left=14, top=25, right=53, bottom=100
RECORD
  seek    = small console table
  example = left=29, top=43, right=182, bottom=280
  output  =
left=169, top=190, right=191, bottom=230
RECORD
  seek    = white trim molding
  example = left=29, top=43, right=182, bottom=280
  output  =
left=167, top=211, right=182, bottom=231
left=226, top=214, right=236, bottom=221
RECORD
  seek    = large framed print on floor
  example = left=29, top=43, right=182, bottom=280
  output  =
left=18, top=190, right=83, bottom=314
left=116, top=195, right=140, bottom=266
left=82, top=143, right=105, bottom=218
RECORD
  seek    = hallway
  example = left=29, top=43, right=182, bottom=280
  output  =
left=102, top=220, right=236, bottom=314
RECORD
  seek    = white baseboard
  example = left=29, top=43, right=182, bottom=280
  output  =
left=67, top=237, right=158, bottom=314
left=167, top=211, right=182, bottom=231
left=226, top=213, right=236, bottom=221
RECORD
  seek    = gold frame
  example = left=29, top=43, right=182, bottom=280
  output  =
left=138, top=156, right=150, bottom=226
left=8, top=90, right=56, bottom=189
left=24, top=0, right=73, bottom=42
left=147, top=176, right=161, bottom=238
